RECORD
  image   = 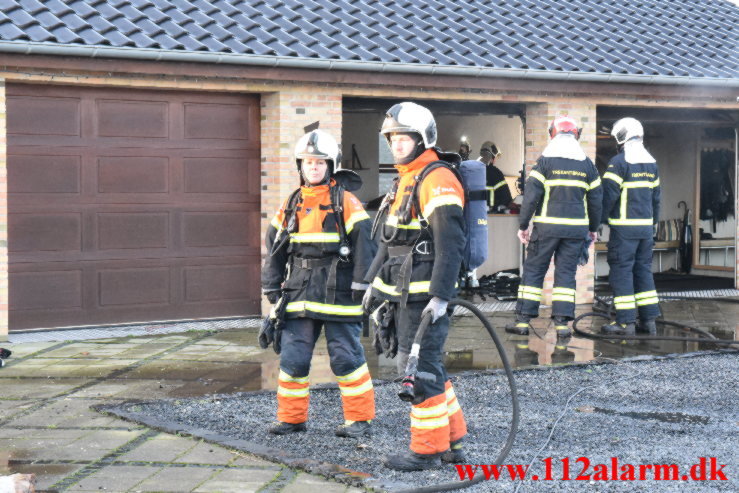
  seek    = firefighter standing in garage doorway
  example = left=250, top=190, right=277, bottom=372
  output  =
left=600, top=117, right=661, bottom=336
left=480, top=141, right=513, bottom=212
left=261, top=129, right=377, bottom=438
left=506, top=116, right=603, bottom=339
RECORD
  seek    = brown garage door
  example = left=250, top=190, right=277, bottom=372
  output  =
left=7, top=84, right=261, bottom=330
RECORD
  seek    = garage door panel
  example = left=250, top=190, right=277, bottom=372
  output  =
left=7, top=95, right=81, bottom=136
left=97, top=212, right=169, bottom=250
left=98, top=268, right=170, bottom=306
left=183, top=212, right=254, bottom=247
left=183, top=157, right=252, bottom=193
left=10, top=270, right=83, bottom=310
left=9, top=154, right=82, bottom=194
left=183, top=102, right=251, bottom=140
left=184, top=264, right=252, bottom=302
left=8, top=84, right=261, bottom=330
left=98, top=156, right=170, bottom=193
left=96, top=99, right=169, bottom=138
left=9, top=213, right=82, bottom=253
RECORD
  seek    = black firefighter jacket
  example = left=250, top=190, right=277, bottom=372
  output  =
left=520, top=155, right=603, bottom=238
left=262, top=182, right=376, bottom=322
left=601, top=153, right=661, bottom=239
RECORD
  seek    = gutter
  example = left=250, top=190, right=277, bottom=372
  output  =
left=1, top=40, right=737, bottom=88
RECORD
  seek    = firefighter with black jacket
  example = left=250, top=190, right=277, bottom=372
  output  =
left=363, top=102, right=468, bottom=471
left=261, top=129, right=376, bottom=438
left=506, top=117, right=603, bottom=338
left=601, top=117, right=661, bottom=335
left=481, top=142, right=513, bottom=211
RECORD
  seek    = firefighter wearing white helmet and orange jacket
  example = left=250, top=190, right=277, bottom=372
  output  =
left=600, top=117, right=661, bottom=336
left=506, top=117, right=603, bottom=338
left=261, top=129, right=377, bottom=438
left=362, top=101, right=469, bottom=471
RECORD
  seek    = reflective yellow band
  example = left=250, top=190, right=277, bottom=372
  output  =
left=290, top=232, right=340, bottom=243
left=635, top=290, right=658, bottom=299
left=422, top=195, right=464, bottom=219
left=653, top=178, right=660, bottom=187
left=270, top=216, right=283, bottom=229
left=636, top=297, right=659, bottom=306
left=530, top=170, right=546, bottom=183
left=345, top=211, right=370, bottom=234
left=623, top=180, right=659, bottom=189
left=339, top=379, right=374, bottom=397
left=519, top=292, right=541, bottom=302
left=519, top=285, right=543, bottom=294
left=286, top=301, right=363, bottom=316
left=277, top=386, right=309, bottom=398
left=545, top=179, right=588, bottom=189
left=445, top=387, right=457, bottom=400
left=447, top=400, right=461, bottom=415
left=279, top=370, right=309, bottom=384
left=533, top=216, right=589, bottom=225
left=553, top=287, right=576, bottom=295
left=552, top=295, right=575, bottom=302
left=603, top=172, right=623, bottom=185
left=336, top=363, right=370, bottom=383
left=411, top=415, right=450, bottom=429
left=411, top=401, right=448, bottom=418
left=386, top=215, right=422, bottom=229
left=615, top=303, right=636, bottom=310
left=614, top=295, right=636, bottom=303
left=372, top=278, right=431, bottom=296
left=609, top=218, right=654, bottom=226
left=487, top=180, right=507, bottom=191
left=589, top=178, right=602, bottom=190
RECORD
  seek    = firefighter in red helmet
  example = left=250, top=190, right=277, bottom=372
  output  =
left=506, top=116, right=603, bottom=338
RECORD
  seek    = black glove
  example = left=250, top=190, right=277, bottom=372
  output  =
left=258, top=316, right=275, bottom=349
left=370, top=302, right=397, bottom=359
left=265, top=290, right=281, bottom=304
left=273, top=324, right=283, bottom=355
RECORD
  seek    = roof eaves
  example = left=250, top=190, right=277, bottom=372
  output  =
left=0, top=40, right=736, bottom=88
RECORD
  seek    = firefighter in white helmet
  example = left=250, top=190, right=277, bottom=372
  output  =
left=261, top=129, right=377, bottom=437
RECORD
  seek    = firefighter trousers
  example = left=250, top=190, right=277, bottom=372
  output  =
left=607, top=228, right=660, bottom=323
left=394, top=301, right=467, bottom=455
left=516, top=234, right=583, bottom=320
left=277, top=317, right=375, bottom=424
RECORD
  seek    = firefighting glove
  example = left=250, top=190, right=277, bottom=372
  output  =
left=258, top=315, right=275, bottom=349
left=422, top=297, right=448, bottom=323
left=352, top=282, right=369, bottom=303
left=264, top=290, right=281, bottom=304
left=371, top=302, right=398, bottom=358
left=362, top=286, right=374, bottom=314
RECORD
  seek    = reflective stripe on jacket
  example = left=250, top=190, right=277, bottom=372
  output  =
left=262, top=182, right=375, bottom=321
left=519, top=155, right=603, bottom=238
left=602, top=153, right=661, bottom=239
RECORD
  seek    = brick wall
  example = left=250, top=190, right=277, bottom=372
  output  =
left=524, top=101, right=598, bottom=306
left=259, top=89, right=343, bottom=314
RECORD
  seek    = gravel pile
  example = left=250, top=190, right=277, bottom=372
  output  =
left=108, top=351, right=738, bottom=492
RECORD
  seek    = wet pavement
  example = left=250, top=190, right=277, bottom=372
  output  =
left=0, top=297, right=737, bottom=492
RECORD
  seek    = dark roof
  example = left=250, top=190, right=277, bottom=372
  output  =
left=0, top=0, right=736, bottom=82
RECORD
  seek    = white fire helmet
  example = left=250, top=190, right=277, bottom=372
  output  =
left=380, top=101, right=437, bottom=148
left=611, top=117, right=644, bottom=145
left=294, top=129, right=342, bottom=173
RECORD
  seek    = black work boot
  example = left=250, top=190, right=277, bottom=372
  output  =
left=335, top=420, right=372, bottom=438
left=268, top=421, right=307, bottom=435
left=505, top=316, right=531, bottom=335
left=441, top=438, right=466, bottom=464
left=553, top=317, right=572, bottom=339
left=384, top=450, right=442, bottom=471
left=637, top=319, right=657, bottom=335
left=600, top=321, right=636, bottom=336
